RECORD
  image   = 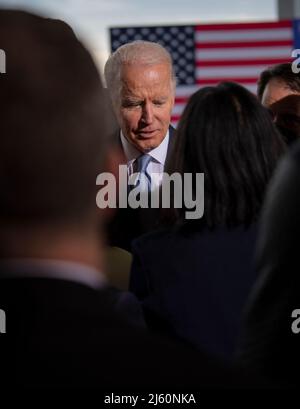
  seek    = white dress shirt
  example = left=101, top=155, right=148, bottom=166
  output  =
left=120, top=130, right=169, bottom=190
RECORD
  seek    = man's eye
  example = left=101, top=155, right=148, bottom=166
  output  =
left=153, top=100, right=165, bottom=106
left=122, top=101, right=141, bottom=108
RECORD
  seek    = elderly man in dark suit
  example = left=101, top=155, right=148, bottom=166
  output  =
left=104, top=41, right=176, bottom=251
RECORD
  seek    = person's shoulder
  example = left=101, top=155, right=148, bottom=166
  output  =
left=169, top=124, right=176, bottom=137
left=132, top=227, right=175, bottom=251
left=290, top=138, right=300, bottom=154
left=131, top=227, right=182, bottom=264
left=131, top=224, right=201, bottom=260
left=288, top=139, right=300, bottom=166
left=102, top=285, right=146, bottom=328
left=132, top=222, right=208, bottom=249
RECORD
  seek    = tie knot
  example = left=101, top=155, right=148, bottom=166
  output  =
left=136, top=154, right=152, bottom=173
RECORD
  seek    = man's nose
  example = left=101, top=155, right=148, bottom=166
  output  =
left=141, top=102, right=154, bottom=124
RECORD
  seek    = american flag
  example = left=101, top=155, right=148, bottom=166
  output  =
left=110, top=20, right=300, bottom=126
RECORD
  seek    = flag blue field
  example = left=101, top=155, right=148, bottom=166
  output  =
left=110, top=20, right=299, bottom=126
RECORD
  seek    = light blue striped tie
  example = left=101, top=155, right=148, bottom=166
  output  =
left=136, top=154, right=152, bottom=191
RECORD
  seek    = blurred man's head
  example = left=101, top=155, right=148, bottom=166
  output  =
left=104, top=40, right=176, bottom=153
left=257, top=63, right=300, bottom=108
left=0, top=10, right=110, bottom=254
left=269, top=94, right=300, bottom=145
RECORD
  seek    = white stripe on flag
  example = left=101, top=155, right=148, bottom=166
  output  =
left=172, top=103, right=186, bottom=116
left=175, top=85, right=200, bottom=97
left=196, top=65, right=272, bottom=79
left=241, top=84, right=257, bottom=93
left=195, top=28, right=293, bottom=42
left=196, top=47, right=293, bottom=61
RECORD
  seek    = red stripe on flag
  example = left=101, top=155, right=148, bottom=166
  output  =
left=195, top=40, right=293, bottom=49
left=175, top=97, right=190, bottom=104
left=171, top=115, right=181, bottom=123
left=195, top=21, right=292, bottom=31
left=196, top=58, right=292, bottom=67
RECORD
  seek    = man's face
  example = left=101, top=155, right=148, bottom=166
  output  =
left=261, top=77, right=300, bottom=108
left=117, top=63, right=175, bottom=152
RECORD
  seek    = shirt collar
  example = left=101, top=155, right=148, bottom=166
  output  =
left=120, top=129, right=169, bottom=166
left=0, top=258, right=107, bottom=290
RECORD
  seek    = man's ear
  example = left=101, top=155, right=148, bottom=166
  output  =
left=97, top=146, right=126, bottom=223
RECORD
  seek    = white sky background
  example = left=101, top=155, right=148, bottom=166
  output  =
left=0, top=0, right=277, bottom=74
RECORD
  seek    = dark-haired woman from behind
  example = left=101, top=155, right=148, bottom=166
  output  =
left=129, top=82, right=286, bottom=362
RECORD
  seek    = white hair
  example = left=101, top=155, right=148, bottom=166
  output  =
left=104, top=40, right=176, bottom=109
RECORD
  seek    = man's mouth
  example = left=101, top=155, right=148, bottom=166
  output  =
left=136, top=130, right=158, bottom=139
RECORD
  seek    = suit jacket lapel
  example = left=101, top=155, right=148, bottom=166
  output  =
left=165, top=125, right=176, bottom=171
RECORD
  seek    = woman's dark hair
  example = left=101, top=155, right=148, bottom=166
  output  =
left=257, top=63, right=300, bottom=101
left=166, top=82, right=286, bottom=229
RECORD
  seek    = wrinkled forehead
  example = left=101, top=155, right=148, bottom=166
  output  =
left=110, top=62, right=175, bottom=112
left=120, top=62, right=174, bottom=88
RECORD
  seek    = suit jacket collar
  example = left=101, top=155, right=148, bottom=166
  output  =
left=0, top=259, right=106, bottom=290
left=165, top=125, right=176, bottom=169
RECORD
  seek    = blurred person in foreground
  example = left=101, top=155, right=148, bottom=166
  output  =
left=0, top=9, right=251, bottom=390
left=267, top=94, right=300, bottom=145
left=130, top=82, right=286, bottom=362
left=104, top=41, right=177, bottom=251
left=237, top=138, right=300, bottom=387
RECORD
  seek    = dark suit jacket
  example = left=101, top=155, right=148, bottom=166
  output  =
left=129, top=224, right=259, bottom=362
left=106, top=126, right=176, bottom=252
left=237, top=142, right=300, bottom=387
left=0, top=273, right=252, bottom=389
